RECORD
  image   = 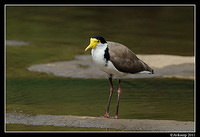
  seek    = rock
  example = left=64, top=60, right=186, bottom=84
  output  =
left=6, top=40, right=29, bottom=46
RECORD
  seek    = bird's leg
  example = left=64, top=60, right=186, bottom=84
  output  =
left=99, top=77, right=114, bottom=118
left=115, top=79, right=121, bottom=119
left=109, top=79, right=121, bottom=119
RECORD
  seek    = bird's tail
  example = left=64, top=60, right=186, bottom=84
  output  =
left=139, top=60, right=154, bottom=74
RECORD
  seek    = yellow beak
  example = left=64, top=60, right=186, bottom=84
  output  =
left=85, top=38, right=98, bottom=51
left=85, top=44, right=93, bottom=51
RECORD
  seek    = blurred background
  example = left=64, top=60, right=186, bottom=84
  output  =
left=6, top=6, right=194, bottom=131
left=6, top=6, right=194, bottom=56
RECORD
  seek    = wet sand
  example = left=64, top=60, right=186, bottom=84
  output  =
left=6, top=113, right=195, bottom=132
left=28, top=54, right=194, bottom=79
left=6, top=113, right=194, bottom=131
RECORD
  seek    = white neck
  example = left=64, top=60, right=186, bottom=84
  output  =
left=91, top=43, right=107, bottom=55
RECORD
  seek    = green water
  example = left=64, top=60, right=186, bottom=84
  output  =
left=6, top=124, right=123, bottom=131
left=6, top=77, right=194, bottom=121
left=6, top=6, right=194, bottom=56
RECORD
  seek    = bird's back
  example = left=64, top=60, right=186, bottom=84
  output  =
left=107, top=41, right=154, bottom=74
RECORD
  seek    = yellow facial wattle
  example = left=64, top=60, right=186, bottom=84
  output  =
left=85, top=38, right=99, bottom=51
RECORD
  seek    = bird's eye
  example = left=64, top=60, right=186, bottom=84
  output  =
left=97, top=40, right=100, bottom=43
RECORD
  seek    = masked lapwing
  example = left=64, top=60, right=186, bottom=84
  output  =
left=85, top=36, right=154, bottom=119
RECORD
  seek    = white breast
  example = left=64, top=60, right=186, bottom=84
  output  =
left=91, top=43, right=127, bottom=78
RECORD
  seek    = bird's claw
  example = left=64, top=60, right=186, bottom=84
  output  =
left=99, top=113, right=109, bottom=118
left=108, top=115, right=118, bottom=119
left=99, top=114, right=118, bottom=119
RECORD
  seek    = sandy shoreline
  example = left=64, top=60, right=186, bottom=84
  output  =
left=6, top=112, right=194, bottom=131
left=28, top=54, right=195, bottom=79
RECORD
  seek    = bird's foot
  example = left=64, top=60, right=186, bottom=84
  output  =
left=99, top=113, right=109, bottom=118
left=108, top=115, right=118, bottom=119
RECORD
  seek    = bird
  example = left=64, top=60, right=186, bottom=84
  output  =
left=85, top=36, right=154, bottom=119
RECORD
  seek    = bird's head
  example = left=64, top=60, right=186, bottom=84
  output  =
left=85, top=36, right=107, bottom=51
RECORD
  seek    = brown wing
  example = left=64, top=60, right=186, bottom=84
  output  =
left=107, top=41, right=154, bottom=74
